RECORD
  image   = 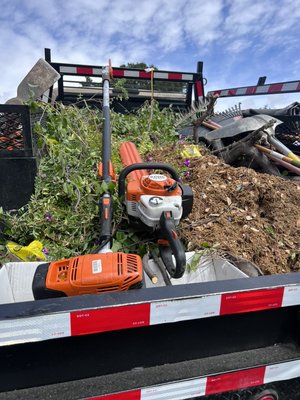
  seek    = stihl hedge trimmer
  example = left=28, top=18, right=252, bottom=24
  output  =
left=119, top=141, right=193, bottom=278
left=32, top=64, right=143, bottom=299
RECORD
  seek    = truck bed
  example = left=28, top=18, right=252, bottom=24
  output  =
left=1, top=273, right=300, bottom=399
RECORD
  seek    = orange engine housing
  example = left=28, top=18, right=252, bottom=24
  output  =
left=37, top=253, right=143, bottom=297
left=126, top=174, right=182, bottom=202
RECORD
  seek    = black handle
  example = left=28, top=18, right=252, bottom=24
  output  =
left=118, top=162, right=180, bottom=198
left=158, top=211, right=186, bottom=279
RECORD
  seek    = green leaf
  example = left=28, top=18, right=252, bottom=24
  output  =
left=111, top=241, right=122, bottom=252
left=100, top=181, right=108, bottom=193
left=107, top=182, right=116, bottom=192
left=201, top=241, right=211, bottom=249
left=116, top=231, right=126, bottom=242
left=188, top=251, right=204, bottom=272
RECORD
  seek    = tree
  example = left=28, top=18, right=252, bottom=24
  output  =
left=119, top=62, right=184, bottom=93
left=81, top=76, right=100, bottom=87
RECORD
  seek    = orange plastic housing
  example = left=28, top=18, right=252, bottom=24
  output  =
left=46, top=253, right=143, bottom=296
left=98, top=161, right=117, bottom=182
left=126, top=175, right=182, bottom=202
left=119, top=141, right=146, bottom=182
left=120, top=141, right=182, bottom=202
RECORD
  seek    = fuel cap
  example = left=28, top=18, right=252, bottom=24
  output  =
left=149, top=197, right=163, bottom=206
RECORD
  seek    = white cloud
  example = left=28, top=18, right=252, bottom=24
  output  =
left=0, top=0, right=299, bottom=107
left=183, top=0, right=224, bottom=46
left=224, top=0, right=272, bottom=36
left=222, top=0, right=300, bottom=58
left=226, top=39, right=249, bottom=53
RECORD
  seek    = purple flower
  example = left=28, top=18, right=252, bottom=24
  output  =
left=42, top=247, right=49, bottom=255
left=184, top=171, right=191, bottom=179
left=183, top=158, right=191, bottom=167
left=44, top=212, right=53, bottom=222
left=147, top=156, right=154, bottom=162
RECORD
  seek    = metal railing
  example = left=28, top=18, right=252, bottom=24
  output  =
left=44, top=48, right=205, bottom=111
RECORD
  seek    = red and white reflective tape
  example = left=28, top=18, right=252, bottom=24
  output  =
left=113, top=69, right=193, bottom=81
left=60, top=66, right=102, bottom=75
left=85, top=359, right=300, bottom=400
left=59, top=66, right=194, bottom=81
left=195, top=80, right=204, bottom=101
left=0, top=313, right=71, bottom=346
left=1, top=285, right=299, bottom=347
left=207, top=81, right=300, bottom=97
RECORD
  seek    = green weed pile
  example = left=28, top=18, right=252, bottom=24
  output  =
left=0, top=101, right=178, bottom=261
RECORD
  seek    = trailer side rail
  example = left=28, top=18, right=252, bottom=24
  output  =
left=1, top=273, right=300, bottom=347
left=207, top=78, right=300, bottom=98
left=85, top=359, right=300, bottom=400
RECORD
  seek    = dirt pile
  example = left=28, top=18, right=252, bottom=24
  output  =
left=151, top=146, right=300, bottom=275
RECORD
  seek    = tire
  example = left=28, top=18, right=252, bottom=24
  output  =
left=251, top=389, right=279, bottom=400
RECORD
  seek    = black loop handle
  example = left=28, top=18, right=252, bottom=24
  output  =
left=158, top=212, right=186, bottom=279
left=118, top=163, right=180, bottom=198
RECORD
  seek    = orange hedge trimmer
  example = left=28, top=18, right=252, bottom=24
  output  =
left=32, top=63, right=143, bottom=299
left=119, top=141, right=193, bottom=279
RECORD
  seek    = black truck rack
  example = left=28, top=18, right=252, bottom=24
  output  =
left=45, top=48, right=205, bottom=112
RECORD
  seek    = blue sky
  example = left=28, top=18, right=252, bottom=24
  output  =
left=1, top=0, right=300, bottom=110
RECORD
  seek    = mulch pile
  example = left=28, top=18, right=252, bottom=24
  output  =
left=150, top=145, right=300, bottom=275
